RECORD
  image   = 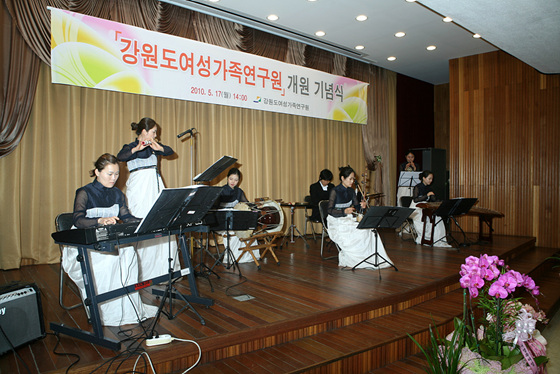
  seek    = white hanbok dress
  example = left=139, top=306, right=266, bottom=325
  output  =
left=218, top=198, right=260, bottom=264
left=409, top=200, right=451, bottom=247
left=327, top=214, right=393, bottom=270
left=62, top=204, right=158, bottom=326
left=125, top=155, right=180, bottom=279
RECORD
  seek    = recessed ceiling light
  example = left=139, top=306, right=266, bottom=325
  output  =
left=426, top=45, right=437, bottom=51
left=315, top=30, right=326, bottom=37
left=267, top=14, right=279, bottom=21
left=356, top=15, right=368, bottom=22
left=472, top=33, right=481, bottom=38
left=443, top=17, right=453, bottom=23
left=387, top=56, right=397, bottom=61
left=355, top=45, right=365, bottom=50
left=308, top=0, right=317, bottom=2
left=405, top=0, right=416, bottom=2
left=395, top=31, right=406, bottom=38
left=208, top=0, right=220, bottom=2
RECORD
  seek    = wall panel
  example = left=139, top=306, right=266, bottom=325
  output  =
left=449, top=51, right=560, bottom=247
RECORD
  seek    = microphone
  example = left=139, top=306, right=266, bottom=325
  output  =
left=177, top=128, right=196, bottom=138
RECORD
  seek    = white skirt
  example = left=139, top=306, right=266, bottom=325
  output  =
left=327, top=215, right=393, bottom=269
left=62, top=245, right=158, bottom=326
left=409, top=201, right=451, bottom=247
left=220, top=234, right=260, bottom=264
left=126, top=168, right=180, bottom=280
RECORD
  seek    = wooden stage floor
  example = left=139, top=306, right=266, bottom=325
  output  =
left=0, top=229, right=550, bottom=373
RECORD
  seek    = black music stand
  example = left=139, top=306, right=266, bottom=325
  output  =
left=136, top=186, right=221, bottom=332
left=207, top=209, right=259, bottom=277
left=354, top=206, right=414, bottom=279
left=432, top=198, right=478, bottom=248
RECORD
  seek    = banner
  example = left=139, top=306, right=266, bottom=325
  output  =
left=50, top=8, right=368, bottom=124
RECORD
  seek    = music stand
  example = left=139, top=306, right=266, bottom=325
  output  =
left=432, top=198, right=478, bottom=248
left=354, top=206, right=414, bottom=279
left=207, top=209, right=259, bottom=277
left=136, top=186, right=221, bottom=333
left=398, top=171, right=421, bottom=188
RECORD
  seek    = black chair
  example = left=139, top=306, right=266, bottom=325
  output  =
left=303, top=195, right=318, bottom=241
left=318, top=200, right=341, bottom=260
left=399, top=196, right=417, bottom=241
left=55, top=213, right=88, bottom=316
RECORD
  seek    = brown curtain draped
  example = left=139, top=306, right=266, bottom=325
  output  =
left=0, top=0, right=396, bottom=269
left=0, top=0, right=41, bottom=159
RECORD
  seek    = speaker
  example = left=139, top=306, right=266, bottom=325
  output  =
left=0, top=283, right=45, bottom=355
left=417, top=148, right=448, bottom=201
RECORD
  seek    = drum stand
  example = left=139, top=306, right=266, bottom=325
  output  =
left=281, top=205, right=308, bottom=247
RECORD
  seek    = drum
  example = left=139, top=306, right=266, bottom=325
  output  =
left=233, top=200, right=284, bottom=238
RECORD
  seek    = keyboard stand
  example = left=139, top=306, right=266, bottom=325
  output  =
left=50, top=225, right=212, bottom=351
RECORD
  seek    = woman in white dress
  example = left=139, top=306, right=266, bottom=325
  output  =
left=409, top=170, right=451, bottom=247
left=62, top=154, right=158, bottom=326
left=217, top=168, right=260, bottom=264
left=326, top=166, right=393, bottom=269
left=117, top=117, right=179, bottom=281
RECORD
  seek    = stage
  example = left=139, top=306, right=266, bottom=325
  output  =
left=1, top=229, right=558, bottom=373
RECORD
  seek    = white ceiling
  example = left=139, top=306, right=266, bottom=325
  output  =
left=162, top=0, right=560, bottom=85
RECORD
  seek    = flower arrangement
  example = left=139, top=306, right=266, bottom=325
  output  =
left=458, top=254, right=548, bottom=372
left=409, top=254, right=549, bottom=374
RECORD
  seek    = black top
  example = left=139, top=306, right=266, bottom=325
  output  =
left=309, top=181, right=334, bottom=221
left=327, top=183, right=360, bottom=217
left=400, top=162, right=420, bottom=172
left=413, top=182, right=436, bottom=203
left=217, top=185, right=248, bottom=208
left=117, top=140, right=174, bottom=161
left=72, top=179, right=139, bottom=228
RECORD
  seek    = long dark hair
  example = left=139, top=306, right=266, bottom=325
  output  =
left=131, top=117, right=158, bottom=136
left=89, top=153, right=118, bottom=177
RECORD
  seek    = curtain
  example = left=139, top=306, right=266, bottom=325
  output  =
left=0, top=0, right=396, bottom=269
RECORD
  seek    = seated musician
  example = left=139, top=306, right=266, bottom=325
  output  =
left=216, top=168, right=259, bottom=264
left=61, top=153, right=158, bottom=326
left=409, top=170, right=450, bottom=247
left=327, top=166, right=393, bottom=269
left=309, top=169, right=334, bottom=222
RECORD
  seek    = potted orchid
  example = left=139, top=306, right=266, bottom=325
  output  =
left=410, top=254, right=549, bottom=373
left=458, top=254, right=548, bottom=372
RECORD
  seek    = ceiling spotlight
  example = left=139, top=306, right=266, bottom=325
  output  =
left=405, top=0, right=416, bottom=2
left=356, top=15, right=368, bottom=22
left=207, top=0, right=220, bottom=2
left=426, top=45, right=436, bottom=51
left=473, top=33, right=481, bottom=38
left=355, top=45, right=365, bottom=50
left=387, top=56, right=397, bottom=61
left=267, top=14, right=279, bottom=21
left=315, top=30, right=326, bottom=37
left=395, top=31, right=406, bottom=38
left=443, top=17, right=453, bottom=23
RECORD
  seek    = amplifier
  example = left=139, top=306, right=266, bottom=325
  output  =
left=0, top=283, right=45, bottom=355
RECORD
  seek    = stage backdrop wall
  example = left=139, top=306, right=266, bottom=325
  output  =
left=0, top=63, right=368, bottom=268
left=449, top=50, right=560, bottom=247
left=0, top=0, right=397, bottom=269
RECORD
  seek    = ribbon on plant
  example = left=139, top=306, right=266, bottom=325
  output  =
left=504, top=308, right=538, bottom=373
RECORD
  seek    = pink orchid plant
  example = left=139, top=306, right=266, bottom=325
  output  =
left=458, top=254, right=548, bottom=371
